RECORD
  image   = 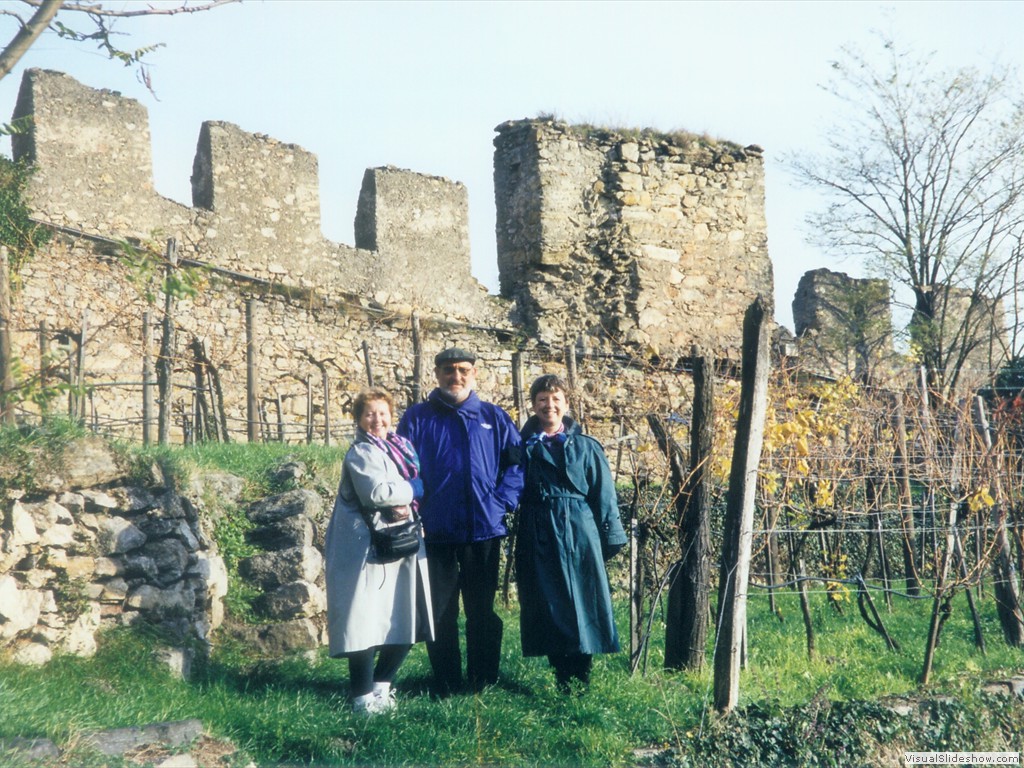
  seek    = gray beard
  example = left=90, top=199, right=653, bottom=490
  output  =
left=439, top=387, right=472, bottom=404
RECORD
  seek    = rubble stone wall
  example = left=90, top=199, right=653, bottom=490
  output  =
left=0, top=437, right=229, bottom=665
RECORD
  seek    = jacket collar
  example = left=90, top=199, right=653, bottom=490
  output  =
left=521, top=414, right=580, bottom=444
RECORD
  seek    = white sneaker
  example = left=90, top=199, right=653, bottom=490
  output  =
left=352, top=692, right=384, bottom=715
left=353, top=687, right=397, bottom=715
left=374, top=687, right=397, bottom=712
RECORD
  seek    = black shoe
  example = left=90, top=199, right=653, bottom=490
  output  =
left=431, top=677, right=462, bottom=698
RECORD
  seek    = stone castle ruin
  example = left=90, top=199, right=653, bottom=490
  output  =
left=3, top=68, right=779, bottom=441
left=793, top=268, right=1007, bottom=386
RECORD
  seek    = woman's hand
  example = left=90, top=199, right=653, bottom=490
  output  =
left=383, top=505, right=411, bottom=523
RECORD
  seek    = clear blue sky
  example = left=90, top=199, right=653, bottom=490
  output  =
left=2, top=0, right=1023, bottom=331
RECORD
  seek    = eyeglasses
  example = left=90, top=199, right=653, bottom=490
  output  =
left=440, top=364, right=474, bottom=376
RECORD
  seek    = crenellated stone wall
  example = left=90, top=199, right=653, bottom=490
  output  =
left=12, top=69, right=495, bottom=320
left=4, top=68, right=777, bottom=445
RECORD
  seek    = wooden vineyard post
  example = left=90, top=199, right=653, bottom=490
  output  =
left=891, top=397, right=921, bottom=595
left=275, top=393, right=285, bottom=443
left=362, top=340, right=374, bottom=387
left=972, top=395, right=1024, bottom=646
left=797, top=559, right=815, bottom=661
left=511, top=351, right=526, bottom=428
left=628, top=475, right=646, bottom=672
left=714, top=297, right=770, bottom=713
left=0, top=248, right=14, bottom=425
left=305, top=377, right=314, bottom=445
left=71, top=310, right=88, bottom=424
left=321, top=363, right=332, bottom=446
left=564, top=342, right=583, bottom=428
left=157, top=240, right=178, bottom=445
left=142, top=312, right=154, bottom=445
left=411, top=311, right=423, bottom=405
left=662, top=347, right=713, bottom=671
left=38, top=320, right=49, bottom=415
left=245, top=298, right=259, bottom=443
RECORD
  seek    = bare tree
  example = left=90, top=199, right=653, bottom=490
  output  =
left=0, top=0, right=238, bottom=91
left=790, top=34, right=1024, bottom=400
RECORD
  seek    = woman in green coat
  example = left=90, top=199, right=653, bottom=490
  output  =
left=515, top=374, right=627, bottom=691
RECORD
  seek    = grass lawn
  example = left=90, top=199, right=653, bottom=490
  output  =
left=1, top=586, right=1022, bottom=767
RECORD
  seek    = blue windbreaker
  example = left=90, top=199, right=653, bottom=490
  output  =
left=397, top=389, right=523, bottom=544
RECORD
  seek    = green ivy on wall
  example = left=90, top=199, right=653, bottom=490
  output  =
left=0, top=155, right=51, bottom=272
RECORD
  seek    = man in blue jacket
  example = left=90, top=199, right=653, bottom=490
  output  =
left=398, top=347, right=523, bottom=695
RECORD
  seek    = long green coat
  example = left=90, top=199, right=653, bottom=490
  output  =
left=515, top=416, right=627, bottom=657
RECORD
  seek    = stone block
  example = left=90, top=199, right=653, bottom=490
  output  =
left=246, top=514, right=314, bottom=551
left=122, top=553, right=159, bottom=580
left=12, top=642, right=51, bottom=665
left=239, top=546, right=322, bottom=590
left=80, top=719, right=204, bottom=757
left=125, top=583, right=197, bottom=618
left=142, top=539, right=190, bottom=586
left=6, top=503, right=39, bottom=547
left=619, top=142, right=640, bottom=163
left=154, top=646, right=195, bottom=682
left=99, top=577, right=129, bottom=603
left=640, top=245, right=681, bottom=264
left=0, top=575, right=44, bottom=641
left=187, top=471, right=246, bottom=506
left=233, top=618, right=321, bottom=655
left=247, top=489, right=323, bottom=525
left=97, top=516, right=147, bottom=555
left=94, top=556, right=122, bottom=578
left=192, top=552, right=228, bottom=599
left=37, top=436, right=124, bottom=492
left=0, top=737, right=60, bottom=762
left=258, top=580, right=326, bottom=620
left=63, top=603, right=101, bottom=657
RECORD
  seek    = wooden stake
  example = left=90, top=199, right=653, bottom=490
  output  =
left=714, top=297, right=771, bottom=713
left=245, top=297, right=258, bottom=443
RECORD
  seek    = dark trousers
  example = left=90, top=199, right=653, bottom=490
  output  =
left=346, top=644, right=411, bottom=697
left=425, top=538, right=504, bottom=694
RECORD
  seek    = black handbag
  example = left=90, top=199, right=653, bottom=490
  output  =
left=362, top=510, right=422, bottom=563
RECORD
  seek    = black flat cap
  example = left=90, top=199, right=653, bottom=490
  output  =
left=434, top=347, right=476, bottom=366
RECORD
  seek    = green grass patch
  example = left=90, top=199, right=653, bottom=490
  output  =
left=1, top=587, right=1022, bottom=766
left=129, top=441, right=346, bottom=500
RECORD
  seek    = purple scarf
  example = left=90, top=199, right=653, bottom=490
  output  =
left=362, top=430, right=421, bottom=512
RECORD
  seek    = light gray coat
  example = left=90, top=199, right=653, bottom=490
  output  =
left=324, top=436, right=434, bottom=656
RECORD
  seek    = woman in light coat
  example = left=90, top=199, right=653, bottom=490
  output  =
left=325, top=388, right=434, bottom=714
